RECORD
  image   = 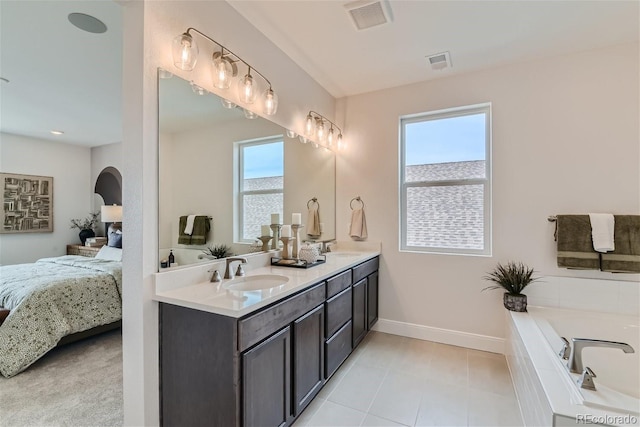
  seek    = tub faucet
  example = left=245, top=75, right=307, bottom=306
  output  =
left=224, top=257, right=248, bottom=280
left=568, top=338, right=635, bottom=373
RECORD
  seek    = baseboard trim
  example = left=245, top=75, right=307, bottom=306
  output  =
left=371, top=318, right=505, bottom=354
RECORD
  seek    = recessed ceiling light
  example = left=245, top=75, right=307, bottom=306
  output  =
left=50, top=130, right=64, bottom=135
left=68, top=13, right=107, bottom=34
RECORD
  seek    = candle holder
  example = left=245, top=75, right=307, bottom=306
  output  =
left=270, top=224, right=282, bottom=250
left=291, top=224, right=303, bottom=258
left=258, top=236, right=271, bottom=252
left=280, top=237, right=292, bottom=259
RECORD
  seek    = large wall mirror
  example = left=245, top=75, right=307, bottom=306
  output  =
left=158, top=71, right=336, bottom=270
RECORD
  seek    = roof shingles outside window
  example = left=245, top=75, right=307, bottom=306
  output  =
left=405, top=160, right=485, bottom=250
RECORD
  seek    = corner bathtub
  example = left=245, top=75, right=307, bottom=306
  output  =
left=507, top=306, right=639, bottom=426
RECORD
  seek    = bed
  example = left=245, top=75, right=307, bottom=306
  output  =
left=0, top=247, right=122, bottom=378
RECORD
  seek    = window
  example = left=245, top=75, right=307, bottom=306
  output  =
left=400, top=103, right=491, bottom=255
left=237, top=137, right=284, bottom=242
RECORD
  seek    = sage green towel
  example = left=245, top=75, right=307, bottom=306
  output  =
left=601, top=215, right=640, bottom=273
left=178, top=216, right=210, bottom=245
left=556, top=215, right=600, bottom=270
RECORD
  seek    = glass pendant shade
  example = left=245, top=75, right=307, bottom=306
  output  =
left=337, top=134, right=344, bottom=150
left=172, top=33, right=198, bottom=71
left=316, top=120, right=326, bottom=142
left=286, top=129, right=297, bottom=138
left=190, top=81, right=206, bottom=95
left=220, top=98, right=236, bottom=109
left=299, top=136, right=309, bottom=144
left=304, top=114, right=315, bottom=136
left=211, top=51, right=235, bottom=89
left=237, top=73, right=257, bottom=104
left=327, top=127, right=335, bottom=146
left=243, top=109, right=258, bottom=119
left=263, top=88, right=278, bottom=116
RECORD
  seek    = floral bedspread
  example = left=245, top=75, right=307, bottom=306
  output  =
left=0, top=255, right=122, bottom=377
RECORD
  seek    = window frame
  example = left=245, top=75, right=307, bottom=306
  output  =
left=399, top=103, right=492, bottom=256
left=235, top=135, right=284, bottom=244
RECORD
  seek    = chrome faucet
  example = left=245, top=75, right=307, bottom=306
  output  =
left=224, top=257, right=248, bottom=280
left=568, top=338, right=635, bottom=373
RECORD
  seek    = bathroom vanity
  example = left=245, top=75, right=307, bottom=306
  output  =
left=156, top=252, right=379, bottom=427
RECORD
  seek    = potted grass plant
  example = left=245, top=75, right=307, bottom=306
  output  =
left=483, top=261, right=539, bottom=312
left=201, top=244, right=233, bottom=260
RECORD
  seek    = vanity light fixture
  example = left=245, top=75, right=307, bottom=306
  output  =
left=190, top=81, right=207, bottom=95
left=220, top=98, right=237, bottom=109
left=305, top=111, right=344, bottom=150
left=172, top=28, right=278, bottom=116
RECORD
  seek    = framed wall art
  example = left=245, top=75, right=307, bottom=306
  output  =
left=1, top=172, right=53, bottom=234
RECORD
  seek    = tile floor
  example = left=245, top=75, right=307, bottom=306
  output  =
left=293, top=331, right=523, bottom=427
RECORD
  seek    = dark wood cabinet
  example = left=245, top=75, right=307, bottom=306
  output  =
left=242, top=326, right=291, bottom=427
left=352, top=278, right=367, bottom=347
left=160, top=256, right=379, bottom=427
left=293, top=305, right=325, bottom=415
left=367, top=271, right=378, bottom=329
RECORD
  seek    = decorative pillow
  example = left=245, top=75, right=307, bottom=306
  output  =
left=108, top=229, right=123, bottom=248
left=96, top=246, right=122, bottom=261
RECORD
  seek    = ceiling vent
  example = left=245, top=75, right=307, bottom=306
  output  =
left=345, top=0, right=392, bottom=31
left=426, top=51, right=452, bottom=71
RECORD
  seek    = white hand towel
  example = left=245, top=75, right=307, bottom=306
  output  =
left=307, top=207, right=321, bottom=237
left=349, top=208, right=368, bottom=240
left=184, top=214, right=197, bottom=236
left=588, top=213, right=615, bottom=253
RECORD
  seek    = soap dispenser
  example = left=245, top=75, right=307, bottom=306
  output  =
left=168, top=250, right=175, bottom=267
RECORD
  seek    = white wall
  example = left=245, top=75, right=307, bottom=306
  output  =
left=336, top=42, right=639, bottom=347
left=121, top=1, right=336, bottom=424
left=0, top=133, right=92, bottom=264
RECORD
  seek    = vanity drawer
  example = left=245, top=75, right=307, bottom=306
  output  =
left=325, top=287, right=352, bottom=337
left=326, top=270, right=352, bottom=298
left=325, top=320, right=352, bottom=378
left=352, top=257, right=379, bottom=283
left=238, top=282, right=325, bottom=352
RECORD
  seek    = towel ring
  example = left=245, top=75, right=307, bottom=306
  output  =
left=307, top=197, right=319, bottom=209
left=350, top=196, right=365, bottom=210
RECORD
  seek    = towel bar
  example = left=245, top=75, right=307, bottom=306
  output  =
left=307, top=197, right=319, bottom=209
left=350, top=196, right=365, bottom=210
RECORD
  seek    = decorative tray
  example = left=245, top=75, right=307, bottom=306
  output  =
left=270, top=255, right=326, bottom=269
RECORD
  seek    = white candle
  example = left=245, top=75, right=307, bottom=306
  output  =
left=261, top=225, right=271, bottom=236
left=281, top=225, right=291, bottom=237
left=292, top=213, right=302, bottom=225
left=271, top=213, right=280, bottom=224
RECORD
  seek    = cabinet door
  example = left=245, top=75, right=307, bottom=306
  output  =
left=352, top=278, right=367, bottom=347
left=242, top=326, right=291, bottom=427
left=293, top=305, right=325, bottom=416
left=367, top=272, right=378, bottom=329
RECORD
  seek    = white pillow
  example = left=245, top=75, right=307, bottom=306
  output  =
left=95, top=246, right=122, bottom=261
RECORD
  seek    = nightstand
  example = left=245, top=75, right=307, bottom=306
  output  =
left=67, top=244, right=102, bottom=257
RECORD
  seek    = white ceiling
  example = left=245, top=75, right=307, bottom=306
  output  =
left=0, top=1, right=123, bottom=147
left=1, top=1, right=638, bottom=147
left=229, top=0, right=639, bottom=98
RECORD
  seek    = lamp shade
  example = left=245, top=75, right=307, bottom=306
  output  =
left=101, top=205, right=122, bottom=223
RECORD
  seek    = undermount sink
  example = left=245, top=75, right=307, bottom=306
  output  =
left=223, top=274, right=289, bottom=291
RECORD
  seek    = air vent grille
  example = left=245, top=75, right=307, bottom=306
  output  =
left=345, top=0, right=392, bottom=30
left=426, top=51, right=452, bottom=70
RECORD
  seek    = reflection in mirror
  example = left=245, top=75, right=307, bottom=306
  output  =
left=158, top=71, right=336, bottom=270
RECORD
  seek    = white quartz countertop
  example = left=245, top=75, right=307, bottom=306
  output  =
left=153, top=250, right=380, bottom=318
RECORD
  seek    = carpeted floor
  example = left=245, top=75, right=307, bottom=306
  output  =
left=0, top=329, right=123, bottom=427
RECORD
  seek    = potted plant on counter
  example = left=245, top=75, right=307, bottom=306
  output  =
left=482, top=261, right=539, bottom=312
left=69, top=211, right=100, bottom=245
left=200, top=244, right=233, bottom=260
